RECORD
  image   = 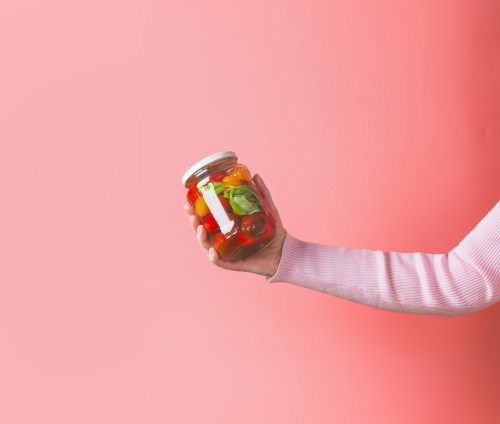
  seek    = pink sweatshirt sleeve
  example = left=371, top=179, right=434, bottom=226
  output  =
left=266, top=201, right=500, bottom=316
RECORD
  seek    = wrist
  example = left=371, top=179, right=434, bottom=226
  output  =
left=264, top=230, right=286, bottom=277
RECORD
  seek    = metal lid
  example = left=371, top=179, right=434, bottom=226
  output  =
left=181, top=151, right=237, bottom=187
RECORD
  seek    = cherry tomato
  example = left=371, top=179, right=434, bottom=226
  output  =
left=229, top=166, right=251, bottom=181
left=240, top=212, right=269, bottom=238
left=212, top=232, right=234, bottom=257
left=235, top=230, right=253, bottom=246
left=210, top=171, right=226, bottom=182
left=218, top=194, right=230, bottom=211
left=222, top=175, right=241, bottom=186
left=187, top=183, right=201, bottom=204
left=203, top=214, right=219, bottom=234
left=194, top=197, right=210, bottom=218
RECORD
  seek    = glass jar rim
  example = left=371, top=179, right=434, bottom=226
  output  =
left=181, top=150, right=237, bottom=187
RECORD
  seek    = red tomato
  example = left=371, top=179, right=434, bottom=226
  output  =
left=240, top=212, right=269, bottom=238
left=203, top=215, right=219, bottom=234
left=212, top=232, right=233, bottom=257
left=235, top=230, right=253, bottom=246
left=187, top=183, right=201, bottom=204
left=210, top=171, right=226, bottom=182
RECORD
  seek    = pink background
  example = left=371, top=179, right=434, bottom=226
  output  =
left=1, top=1, right=499, bottom=423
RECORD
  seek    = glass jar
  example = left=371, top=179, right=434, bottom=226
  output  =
left=182, top=151, right=277, bottom=261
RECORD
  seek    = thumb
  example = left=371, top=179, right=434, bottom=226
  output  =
left=253, top=174, right=283, bottom=228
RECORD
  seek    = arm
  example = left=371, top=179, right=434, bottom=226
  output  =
left=266, top=201, right=500, bottom=316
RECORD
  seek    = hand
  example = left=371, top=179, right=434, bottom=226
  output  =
left=183, top=174, right=286, bottom=277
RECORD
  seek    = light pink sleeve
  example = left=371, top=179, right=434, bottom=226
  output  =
left=266, top=201, right=500, bottom=316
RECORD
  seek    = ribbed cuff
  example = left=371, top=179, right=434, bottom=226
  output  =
left=265, top=231, right=305, bottom=283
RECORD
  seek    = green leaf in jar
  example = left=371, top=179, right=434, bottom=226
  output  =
left=199, top=181, right=225, bottom=195
left=226, top=185, right=261, bottom=215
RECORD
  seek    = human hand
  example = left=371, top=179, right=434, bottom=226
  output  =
left=183, top=174, right=286, bottom=277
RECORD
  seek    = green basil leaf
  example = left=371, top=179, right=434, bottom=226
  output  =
left=200, top=182, right=225, bottom=195
left=228, top=196, right=246, bottom=215
left=229, top=185, right=257, bottom=199
left=230, top=195, right=260, bottom=215
left=227, top=184, right=261, bottom=215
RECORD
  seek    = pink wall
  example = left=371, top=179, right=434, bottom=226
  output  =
left=1, top=1, right=499, bottom=423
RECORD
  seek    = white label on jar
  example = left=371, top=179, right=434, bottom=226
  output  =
left=199, top=183, right=236, bottom=235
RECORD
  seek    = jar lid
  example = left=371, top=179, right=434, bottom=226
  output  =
left=181, top=150, right=238, bottom=187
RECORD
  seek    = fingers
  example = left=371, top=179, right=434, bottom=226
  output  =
left=208, top=247, right=219, bottom=263
left=189, top=214, right=198, bottom=231
left=185, top=203, right=211, bottom=251
left=185, top=203, right=199, bottom=231
left=253, top=174, right=283, bottom=228
left=208, top=247, right=244, bottom=272
left=196, top=224, right=212, bottom=251
left=184, top=203, right=194, bottom=215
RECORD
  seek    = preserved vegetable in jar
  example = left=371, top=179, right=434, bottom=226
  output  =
left=182, top=151, right=277, bottom=261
